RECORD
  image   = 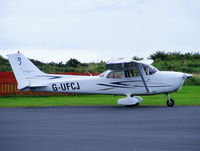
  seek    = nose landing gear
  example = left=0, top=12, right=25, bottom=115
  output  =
left=166, top=94, right=175, bottom=107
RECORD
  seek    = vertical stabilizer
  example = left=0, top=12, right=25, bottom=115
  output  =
left=7, top=52, right=45, bottom=90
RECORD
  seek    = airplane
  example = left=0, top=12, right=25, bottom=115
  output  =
left=7, top=52, right=192, bottom=107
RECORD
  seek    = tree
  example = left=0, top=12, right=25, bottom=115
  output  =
left=132, top=56, right=143, bottom=61
left=149, top=51, right=168, bottom=60
left=0, top=55, right=8, bottom=65
left=66, top=58, right=81, bottom=67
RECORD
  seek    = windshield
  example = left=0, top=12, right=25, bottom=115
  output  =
left=143, top=65, right=158, bottom=75
left=99, top=71, right=108, bottom=77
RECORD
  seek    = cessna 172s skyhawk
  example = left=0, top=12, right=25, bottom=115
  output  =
left=7, top=52, right=192, bottom=107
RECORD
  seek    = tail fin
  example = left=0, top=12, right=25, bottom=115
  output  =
left=7, top=52, right=45, bottom=90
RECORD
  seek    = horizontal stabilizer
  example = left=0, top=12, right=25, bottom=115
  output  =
left=30, top=83, right=48, bottom=88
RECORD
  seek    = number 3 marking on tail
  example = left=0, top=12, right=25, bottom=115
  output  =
left=18, top=57, right=22, bottom=65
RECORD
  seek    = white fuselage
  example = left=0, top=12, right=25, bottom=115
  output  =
left=30, top=71, right=185, bottom=96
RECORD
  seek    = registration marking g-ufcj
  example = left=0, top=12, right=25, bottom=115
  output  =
left=52, top=82, right=80, bottom=91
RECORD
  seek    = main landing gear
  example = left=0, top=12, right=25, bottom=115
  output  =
left=117, top=94, right=143, bottom=107
left=166, top=94, right=175, bottom=107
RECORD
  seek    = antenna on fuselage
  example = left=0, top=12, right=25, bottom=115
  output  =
left=84, top=69, right=93, bottom=76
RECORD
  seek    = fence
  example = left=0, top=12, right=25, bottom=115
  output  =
left=0, top=72, right=98, bottom=96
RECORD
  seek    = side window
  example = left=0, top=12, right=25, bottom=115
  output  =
left=107, top=72, right=114, bottom=78
left=107, top=71, right=123, bottom=79
left=125, top=69, right=140, bottom=78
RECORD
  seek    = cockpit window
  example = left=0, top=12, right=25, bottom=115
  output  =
left=125, top=69, right=140, bottom=78
left=143, top=65, right=158, bottom=75
left=102, top=64, right=158, bottom=78
left=107, top=71, right=123, bottom=79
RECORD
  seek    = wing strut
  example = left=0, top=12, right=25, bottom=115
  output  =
left=137, top=64, right=150, bottom=93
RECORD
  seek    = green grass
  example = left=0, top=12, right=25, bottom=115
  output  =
left=0, top=86, right=200, bottom=107
left=142, top=86, right=200, bottom=106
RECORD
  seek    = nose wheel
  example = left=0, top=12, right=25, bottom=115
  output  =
left=166, top=94, right=175, bottom=107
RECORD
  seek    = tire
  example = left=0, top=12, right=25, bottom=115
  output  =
left=125, top=103, right=139, bottom=107
left=166, top=98, right=175, bottom=107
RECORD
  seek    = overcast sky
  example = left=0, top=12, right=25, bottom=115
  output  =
left=0, top=0, right=200, bottom=63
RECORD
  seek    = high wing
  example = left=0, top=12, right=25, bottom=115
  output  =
left=106, top=58, right=154, bottom=70
left=106, top=59, right=156, bottom=94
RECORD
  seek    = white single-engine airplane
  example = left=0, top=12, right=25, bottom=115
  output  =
left=7, top=52, right=192, bottom=107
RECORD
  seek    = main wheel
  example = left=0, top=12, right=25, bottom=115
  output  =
left=166, top=98, right=175, bottom=107
left=125, top=103, right=139, bottom=107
